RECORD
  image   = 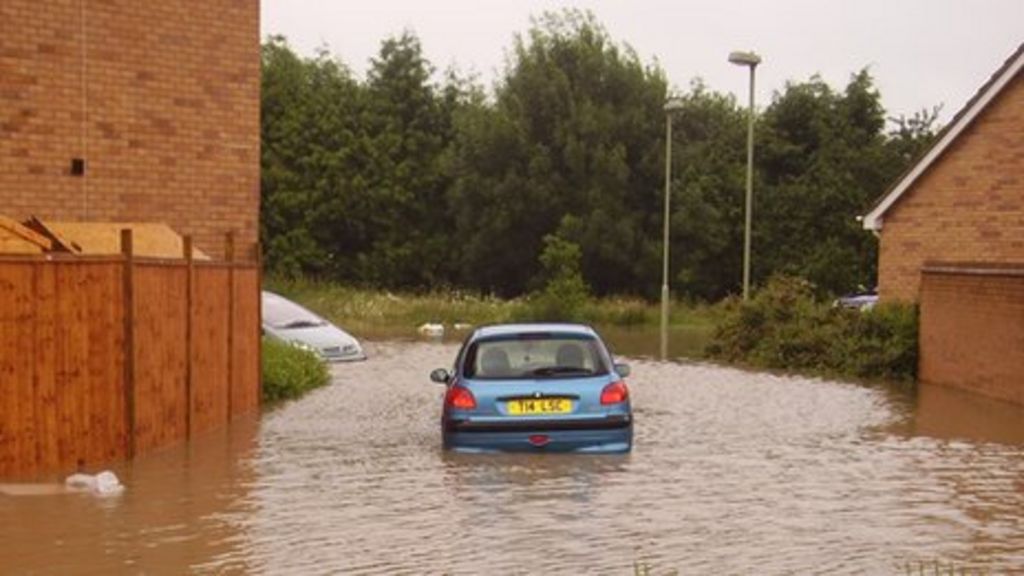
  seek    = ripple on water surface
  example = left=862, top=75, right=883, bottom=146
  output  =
left=2, top=340, right=1023, bottom=574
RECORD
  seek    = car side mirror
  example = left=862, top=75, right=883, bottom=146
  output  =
left=614, top=363, right=631, bottom=378
left=430, top=368, right=451, bottom=384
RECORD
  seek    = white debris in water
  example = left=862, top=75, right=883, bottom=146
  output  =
left=0, top=470, right=125, bottom=497
left=65, top=471, right=125, bottom=496
left=417, top=323, right=444, bottom=337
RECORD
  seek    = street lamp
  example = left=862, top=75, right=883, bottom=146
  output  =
left=728, top=50, right=761, bottom=300
left=661, top=97, right=684, bottom=361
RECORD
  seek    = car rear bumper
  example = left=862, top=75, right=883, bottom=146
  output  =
left=443, top=415, right=632, bottom=453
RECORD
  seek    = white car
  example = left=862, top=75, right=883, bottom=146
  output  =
left=261, top=291, right=366, bottom=362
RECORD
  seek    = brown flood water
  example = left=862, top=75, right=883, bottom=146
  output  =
left=2, top=336, right=1024, bottom=574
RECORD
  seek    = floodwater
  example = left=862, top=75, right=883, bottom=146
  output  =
left=3, top=338, right=1024, bottom=574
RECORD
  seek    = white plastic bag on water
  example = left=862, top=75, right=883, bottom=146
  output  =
left=65, top=470, right=125, bottom=496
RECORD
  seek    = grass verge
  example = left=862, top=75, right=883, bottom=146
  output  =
left=265, top=277, right=722, bottom=352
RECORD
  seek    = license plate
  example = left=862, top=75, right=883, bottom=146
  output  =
left=506, top=398, right=572, bottom=415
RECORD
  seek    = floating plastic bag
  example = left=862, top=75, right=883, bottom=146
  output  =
left=65, top=470, right=125, bottom=496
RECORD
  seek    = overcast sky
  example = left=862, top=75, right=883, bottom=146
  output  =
left=261, top=1, right=1022, bottom=123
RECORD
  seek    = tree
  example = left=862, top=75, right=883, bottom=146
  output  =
left=664, top=81, right=748, bottom=300
left=449, top=10, right=668, bottom=296
left=753, top=70, right=928, bottom=294
left=260, top=37, right=362, bottom=277
left=259, top=24, right=939, bottom=301
left=353, top=31, right=459, bottom=288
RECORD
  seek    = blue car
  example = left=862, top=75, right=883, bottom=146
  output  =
left=430, top=323, right=633, bottom=453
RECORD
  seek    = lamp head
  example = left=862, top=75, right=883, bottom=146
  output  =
left=664, top=98, right=685, bottom=113
left=728, top=51, right=762, bottom=67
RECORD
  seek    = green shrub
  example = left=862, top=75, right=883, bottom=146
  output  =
left=706, top=275, right=918, bottom=382
left=520, top=234, right=591, bottom=322
left=262, top=337, right=331, bottom=402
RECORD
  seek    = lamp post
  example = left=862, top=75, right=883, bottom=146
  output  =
left=661, top=97, right=684, bottom=361
left=728, top=50, right=761, bottom=300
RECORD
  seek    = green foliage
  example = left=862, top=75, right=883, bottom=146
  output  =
left=261, top=337, right=331, bottom=402
left=523, top=233, right=591, bottom=321
left=265, top=278, right=717, bottom=338
left=707, top=276, right=918, bottom=382
left=260, top=33, right=463, bottom=286
left=448, top=10, right=667, bottom=296
left=753, top=71, right=938, bottom=295
left=260, top=11, right=938, bottom=302
left=265, top=276, right=528, bottom=334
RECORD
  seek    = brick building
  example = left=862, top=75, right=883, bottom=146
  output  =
left=0, top=0, right=260, bottom=257
left=862, top=43, right=1024, bottom=302
left=863, top=43, right=1023, bottom=406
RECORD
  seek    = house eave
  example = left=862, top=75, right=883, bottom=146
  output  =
left=861, top=43, right=1024, bottom=233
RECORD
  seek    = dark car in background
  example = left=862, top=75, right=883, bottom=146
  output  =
left=835, top=287, right=878, bottom=311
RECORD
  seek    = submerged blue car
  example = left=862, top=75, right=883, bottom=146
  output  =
left=430, top=323, right=633, bottom=453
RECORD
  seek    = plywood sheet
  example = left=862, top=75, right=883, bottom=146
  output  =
left=32, top=221, right=208, bottom=260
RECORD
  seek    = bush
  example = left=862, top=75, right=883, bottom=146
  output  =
left=262, top=337, right=331, bottom=402
left=706, top=275, right=918, bottom=382
left=520, top=234, right=591, bottom=322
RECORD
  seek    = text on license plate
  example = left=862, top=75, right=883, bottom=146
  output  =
left=506, top=398, right=572, bottom=415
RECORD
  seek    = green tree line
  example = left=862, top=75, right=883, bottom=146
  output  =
left=261, top=10, right=938, bottom=301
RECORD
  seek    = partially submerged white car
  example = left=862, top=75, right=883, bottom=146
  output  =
left=261, top=290, right=366, bottom=362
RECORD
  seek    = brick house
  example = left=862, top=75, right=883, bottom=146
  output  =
left=0, top=0, right=260, bottom=258
left=862, top=43, right=1023, bottom=406
left=862, top=43, right=1023, bottom=301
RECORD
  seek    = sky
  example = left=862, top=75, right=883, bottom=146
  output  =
left=261, top=0, right=1023, bottom=123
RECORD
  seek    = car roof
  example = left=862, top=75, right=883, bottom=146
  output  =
left=472, top=323, right=598, bottom=340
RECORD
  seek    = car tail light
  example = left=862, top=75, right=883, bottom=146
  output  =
left=445, top=385, right=477, bottom=410
left=600, top=380, right=629, bottom=405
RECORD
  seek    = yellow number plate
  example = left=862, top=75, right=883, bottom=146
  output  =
left=506, top=398, right=572, bottom=416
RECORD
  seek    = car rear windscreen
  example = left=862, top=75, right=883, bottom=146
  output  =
left=464, top=334, right=609, bottom=379
left=262, top=293, right=327, bottom=329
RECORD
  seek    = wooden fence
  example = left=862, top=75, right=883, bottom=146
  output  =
left=0, top=232, right=261, bottom=478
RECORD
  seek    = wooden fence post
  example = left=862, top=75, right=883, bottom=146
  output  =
left=184, top=236, right=194, bottom=440
left=120, top=229, right=136, bottom=459
left=225, top=231, right=235, bottom=422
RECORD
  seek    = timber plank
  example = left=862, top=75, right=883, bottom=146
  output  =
left=191, top=268, right=231, bottom=434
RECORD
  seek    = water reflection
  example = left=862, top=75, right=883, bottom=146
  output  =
left=0, top=417, right=260, bottom=574
left=910, top=383, right=1024, bottom=445
left=2, top=340, right=1023, bottom=574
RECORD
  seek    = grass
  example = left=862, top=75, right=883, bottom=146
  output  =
left=264, top=277, right=722, bottom=356
left=265, top=276, right=921, bottom=384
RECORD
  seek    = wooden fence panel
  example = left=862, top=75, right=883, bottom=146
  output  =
left=132, top=264, right=189, bottom=454
left=0, top=248, right=259, bottom=478
left=231, top=268, right=261, bottom=417
left=58, top=262, right=127, bottom=470
left=192, top=267, right=231, bottom=434
left=32, top=264, right=60, bottom=475
left=0, top=262, right=38, bottom=477
left=0, top=261, right=127, bottom=477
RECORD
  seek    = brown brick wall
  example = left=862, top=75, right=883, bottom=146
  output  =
left=919, top=267, right=1024, bottom=406
left=0, top=0, right=260, bottom=258
left=878, top=74, right=1024, bottom=302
